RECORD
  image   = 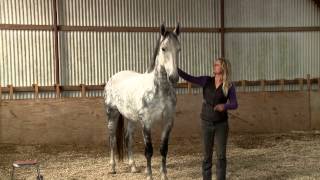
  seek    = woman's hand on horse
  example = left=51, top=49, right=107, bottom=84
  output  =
left=214, top=104, right=225, bottom=112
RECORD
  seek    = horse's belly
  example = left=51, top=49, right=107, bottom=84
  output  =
left=116, top=101, right=141, bottom=121
left=121, top=109, right=140, bottom=121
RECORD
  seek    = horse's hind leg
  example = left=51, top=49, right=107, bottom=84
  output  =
left=125, top=121, right=138, bottom=173
left=160, top=119, right=174, bottom=180
left=106, top=107, right=120, bottom=174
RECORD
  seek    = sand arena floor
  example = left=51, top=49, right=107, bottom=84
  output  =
left=1, top=131, right=320, bottom=180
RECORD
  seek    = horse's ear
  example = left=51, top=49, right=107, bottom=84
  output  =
left=173, top=23, right=180, bottom=36
left=160, top=23, right=166, bottom=36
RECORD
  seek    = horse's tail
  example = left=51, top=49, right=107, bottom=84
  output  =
left=116, top=113, right=125, bottom=161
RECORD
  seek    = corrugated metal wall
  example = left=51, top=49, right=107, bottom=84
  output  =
left=57, top=0, right=221, bottom=96
left=59, top=31, right=220, bottom=95
left=59, top=0, right=220, bottom=27
left=225, top=0, right=320, bottom=27
left=226, top=32, right=320, bottom=92
left=59, top=32, right=156, bottom=86
left=0, top=30, right=55, bottom=99
left=0, top=0, right=53, bottom=25
left=1, top=0, right=320, bottom=99
left=0, top=30, right=54, bottom=86
left=225, top=0, right=320, bottom=92
left=0, top=0, right=220, bottom=99
left=226, top=32, right=320, bottom=81
left=0, top=0, right=54, bottom=99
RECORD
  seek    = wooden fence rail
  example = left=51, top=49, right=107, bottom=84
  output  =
left=0, top=75, right=319, bottom=100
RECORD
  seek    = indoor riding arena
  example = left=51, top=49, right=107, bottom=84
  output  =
left=1, top=0, right=320, bottom=180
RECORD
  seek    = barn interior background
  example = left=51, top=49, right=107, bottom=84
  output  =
left=1, top=1, right=320, bottom=180
left=0, top=0, right=320, bottom=145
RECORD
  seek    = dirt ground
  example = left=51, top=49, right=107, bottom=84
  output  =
left=1, top=131, right=320, bottom=180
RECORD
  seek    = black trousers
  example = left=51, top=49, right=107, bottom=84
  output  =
left=201, top=119, right=229, bottom=180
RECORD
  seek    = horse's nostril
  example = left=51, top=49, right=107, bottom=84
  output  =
left=169, top=75, right=179, bottom=83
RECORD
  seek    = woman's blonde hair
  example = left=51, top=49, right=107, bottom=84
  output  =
left=215, top=58, right=232, bottom=96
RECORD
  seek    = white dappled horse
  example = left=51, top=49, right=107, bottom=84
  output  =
left=104, top=23, right=181, bottom=180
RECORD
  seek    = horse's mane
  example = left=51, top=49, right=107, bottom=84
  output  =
left=147, top=32, right=178, bottom=73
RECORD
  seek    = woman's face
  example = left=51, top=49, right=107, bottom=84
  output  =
left=213, top=60, right=223, bottom=75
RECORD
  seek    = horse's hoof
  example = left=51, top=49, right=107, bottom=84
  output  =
left=108, top=170, right=116, bottom=174
left=108, top=168, right=117, bottom=174
left=161, top=173, right=168, bottom=180
left=131, top=166, right=139, bottom=173
left=146, top=176, right=153, bottom=180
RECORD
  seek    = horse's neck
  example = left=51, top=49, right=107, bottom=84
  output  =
left=152, top=66, right=172, bottom=95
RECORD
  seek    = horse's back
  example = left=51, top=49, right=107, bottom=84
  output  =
left=107, top=71, right=141, bottom=85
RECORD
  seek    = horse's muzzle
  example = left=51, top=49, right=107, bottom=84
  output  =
left=169, top=74, right=179, bottom=84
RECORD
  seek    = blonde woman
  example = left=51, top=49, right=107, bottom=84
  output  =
left=178, top=58, right=238, bottom=180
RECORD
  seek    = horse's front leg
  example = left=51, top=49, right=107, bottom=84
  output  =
left=142, top=124, right=153, bottom=180
left=160, top=118, right=174, bottom=180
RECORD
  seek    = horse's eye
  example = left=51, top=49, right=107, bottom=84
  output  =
left=162, top=48, right=166, bottom=52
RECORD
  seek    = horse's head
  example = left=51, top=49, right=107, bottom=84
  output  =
left=151, top=23, right=181, bottom=84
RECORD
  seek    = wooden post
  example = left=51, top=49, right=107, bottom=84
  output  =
left=306, top=75, right=312, bottom=130
left=55, top=84, right=60, bottom=98
left=220, top=0, right=225, bottom=57
left=8, top=85, right=13, bottom=100
left=187, top=82, right=192, bottom=95
left=307, top=74, right=311, bottom=91
left=33, top=84, right=39, bottom=99
left=0, top=84, right=2, bottom=101
left=53, top=0, right=60, bottom=85
left=280, top=79, right=285, bottom=91
left=298, top=78, right=304, bottom=91
left=81, top=84, right=86, bottom=98
left=260, top=80, right=265, bottom=92
left=241, top=80, right=246, bottom=92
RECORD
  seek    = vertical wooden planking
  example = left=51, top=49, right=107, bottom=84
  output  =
left=55, top=83, right=60, bottom=98
left=280, top=79, right=285, bottom=91
left=299, top=78, right=304, bottom=91
left=260, top=80, right=265, bottom=92
left=81, top=84, right=86, bottom=98
left=187, top=82, right=192, bottom=95
left=53, top=0, right=60, bottom=85
left=8, top=85, right=13, bottom=100
left=241, top=80, right=246, bottom=92
left=33, top=83, right=39, bottom=99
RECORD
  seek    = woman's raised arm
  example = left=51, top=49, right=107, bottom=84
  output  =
left=177, top=68, right=210, bottom=87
